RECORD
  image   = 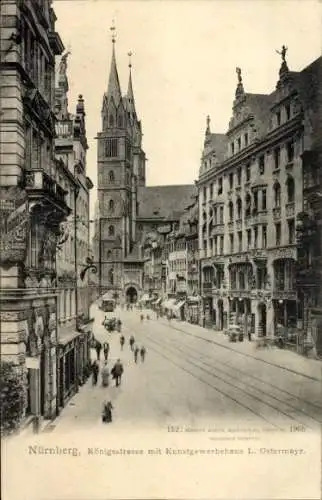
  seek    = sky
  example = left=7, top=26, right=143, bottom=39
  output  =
left=53, top=0, right=322, bottom=218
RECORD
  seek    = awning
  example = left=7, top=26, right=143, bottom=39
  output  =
left=162, top=298, right=177, bottom=309
left=173, top=300, right=186, bottom=312
left=58, top=328, right=84, bottom=346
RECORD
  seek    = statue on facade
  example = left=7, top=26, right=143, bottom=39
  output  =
left=276, top=45, right=288, bottom=62
left=236, top=67, right=242, bottom=84
left=59, top=51, right=71, bottom=75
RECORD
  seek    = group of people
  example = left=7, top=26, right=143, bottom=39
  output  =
left=128, top=335, right=146, bottom=363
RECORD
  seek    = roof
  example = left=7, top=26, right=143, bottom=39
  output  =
left=137, top=185, right=197, bottom=220
left=203, top=133, right=227, bottom=162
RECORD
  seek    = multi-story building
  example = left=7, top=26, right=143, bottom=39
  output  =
left=54, top=53, right=94, bottom=406
left=0, top=0, right=69, bottom=426
left=94, top=35, right=196, bottom=303
left=198, top=52, right=322, bottom=346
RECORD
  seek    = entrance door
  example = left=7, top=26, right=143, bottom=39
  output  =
left=126, top=287, right=138, bottom=303
left=258, top=304, right=267, bottom=336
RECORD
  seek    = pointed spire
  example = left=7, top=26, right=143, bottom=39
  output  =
left=127, top=51, right=136, bottom=116
left=107, top=21, right=122, bottom=106
left=205, top=115, right=211, bottom=136
left=276, top=45, right=290, bottom=85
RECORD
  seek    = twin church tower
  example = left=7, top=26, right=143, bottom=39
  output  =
left=96, top=33, right=146, bottom=300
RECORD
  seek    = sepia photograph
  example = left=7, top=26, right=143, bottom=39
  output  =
left=0, top=0, right=322, bottom=499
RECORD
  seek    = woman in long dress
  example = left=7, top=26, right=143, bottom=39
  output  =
left=101, top=362, right=110, bottom=387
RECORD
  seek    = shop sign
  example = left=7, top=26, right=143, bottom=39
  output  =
left=157, top=224, right=172, bottom=234
left=25, top=356, right=40, bottom=369
left=0, top=188, right=30, bottom=264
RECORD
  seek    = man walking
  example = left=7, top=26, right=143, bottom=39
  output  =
left=95, top=340, right=102, bottom=361
left=129, top=335, right=135, bottom=351
left=92, top=360, right=99, bottom=386
left=140, top=346, right=146, bottom=362
left=103, top=341, right=109, bottom=361
left=134, top=345, right=139, bottom=363
left=111, top=359, right=124, bottom=387
left=120, top=335, right=125, bottom=350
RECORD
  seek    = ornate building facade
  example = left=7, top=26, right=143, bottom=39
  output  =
left=0, top=0, right=68, bottom=425
left=198, top=52, right=322, bottom=351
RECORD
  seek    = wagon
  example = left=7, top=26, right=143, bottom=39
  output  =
left=228, top=324, right=243, bottom=342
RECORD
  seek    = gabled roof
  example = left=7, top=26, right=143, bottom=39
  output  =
left=137, top=185, right=197, bottom=220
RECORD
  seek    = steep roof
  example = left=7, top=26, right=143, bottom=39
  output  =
left=137, top=185, right=197, bottom=220
left=203, top=132, right=227, bottom=162
left=106, top=43, right=122, bottom=106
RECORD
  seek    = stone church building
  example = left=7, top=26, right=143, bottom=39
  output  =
left=94, top=40, right=196, bottom=303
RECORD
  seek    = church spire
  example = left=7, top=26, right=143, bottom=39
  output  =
left=107, top=22, right=122, bottom=106
left=127, top=51, right=136, bottom=116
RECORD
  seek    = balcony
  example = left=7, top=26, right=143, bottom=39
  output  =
left=245, top=216, right=252, bottom=228
left=272, top=289, right=297, bottom=301
left=286, top=202, right=295, bottom=217
left=211, top=224, right=225, bottom=236
left=228, top=289, right=251, bottom=299
left=228, top=221, right=234, bottom=231
left=251, top=210, right=268, bottom=225
left=25, top=170, right=69, bottom=212
left=236, top=219, right=242, bottom=231
left=202, top=282, right=213, bottom=296
left=273, top=207, right=281, bottom=220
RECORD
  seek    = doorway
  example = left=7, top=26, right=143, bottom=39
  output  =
left=126, top=287, right=138, bottom=303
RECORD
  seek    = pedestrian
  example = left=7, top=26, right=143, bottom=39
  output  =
left=92, top=360, right=99, bottom=386
left=102, top=400, right=113, bottom=423
left=248, top=331, right=252, bottom=341
left=140, top=314, right=144, bottom=322
left=146, top=314, right=150, bottom=320
left=140, top=346, right=146, bottom=362
left=95, top=340, right=102, bottom=361
left=101, top=361, right=110, bottom=387
left=103, top=341, right=109, bottom=361
left=134, top=345, right=139, bottom=363
left=120, top=335, right=125, bottom=350
left=129, top=335, right=135, bottom=351
left=111, top=359, right=124, bottom=387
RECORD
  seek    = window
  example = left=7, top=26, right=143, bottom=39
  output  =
left=106, top=250, right=112, bottom=260
left=254, top=226, right=258, bottom=248
left=231, top=142, right=235, bottom=155
left=262, top=225, right=267, bottom=248
left=286, top=104, right=291, bottom=120
left=228, top=201, right=234, bottom=221
left=275, top=222, right=281, bottom=246
left=274, top=147, right=280, bottom=169
left=237, top=137, right=241, bottom=151
left=262, top=189, right=267, bottom=210
left=219, top=236, right=224, bottom=254
left=237, top=198, right=242, bottom=219
left=230, top=234, right=234, bottom=253
left=219, top=206, right=224, bottom=224
left=203, top=186, right=207, bottom=201
left=108, top=225, right=115, bottom=237
left=218, top=177, right=223, bottom=195
left=247, top=229, right=252, bottom=249
left=108, top=268, right=114, bottom=285
left=246, top=163, right=251, bottom=182
left=276, top=111, right=281, bottom=126
left=245, top=193, right=251, bottom=217
left=274, top=182, right=281, bottom=207
left=287, top=140, right=294, bottom=162
left=117, top=114, right=123, bottom=128
left=229, top=173, right=234, bottom=190
left=237, top=167, right=241, bottom=186
left=253, top=191, right=258, bottom=213
left=210, top=183, right=213, bottom=199
left=238, top=231, right=242, bottom=252
left=259, top=155, right=265, bottom=175
left=109, top=199, right=114, bottom=213
left=109, top=114, right=114, bottom=127
left=109, top=170, right=115, bottom=183
left=244, top=133, right=248, bottom=147
left=288, top=219, right=295, bottom=244
left=286, top=176, right=295, bottom=203
left=213, top=206, right=217, bottom=225
left=105, top=138, right=118, bottom=157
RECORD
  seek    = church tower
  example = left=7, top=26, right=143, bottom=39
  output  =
left=96, top=27, right=146, bottom=297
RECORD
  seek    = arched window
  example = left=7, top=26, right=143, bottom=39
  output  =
left=109, top=199, right=114, bottom=213
left=106, top=250, right=112, bottom=260
left=237, top=197, right=242, bottom=219
left=108, top=225, right=114, bottom=237
left=274, top=182, right=281, bottom=207
left=228, top=201, right=234, bottom=221
left=109, top=170, right=115, bottom=183
left=109, top=114, right=114, bottom=127
left=108, top=268, right=114, bottom=285
left=286, top=176, right=295, bottom=203
left=245, top=193, right=251, bottom=217
left=103, top=116, right=108, bottom=130
left=117, top=114, right=123, bottom=128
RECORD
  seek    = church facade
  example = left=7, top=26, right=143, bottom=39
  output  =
left=94, top=40, right=196, bottom=303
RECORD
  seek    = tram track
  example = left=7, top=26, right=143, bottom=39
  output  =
left=142, top=332, right=318, bottom=429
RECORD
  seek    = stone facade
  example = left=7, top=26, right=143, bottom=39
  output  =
left=198, top=54, right=322, bottom=347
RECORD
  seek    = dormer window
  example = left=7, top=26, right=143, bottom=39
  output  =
left=276, top=111, right=281, bottom=127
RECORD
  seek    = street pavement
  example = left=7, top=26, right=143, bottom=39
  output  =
left=50, top=304, right=322, bottom=433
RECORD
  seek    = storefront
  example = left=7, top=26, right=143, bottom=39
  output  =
left=185, top=296, right=201, bottom=324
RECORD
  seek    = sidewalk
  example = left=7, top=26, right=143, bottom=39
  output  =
left=155, top=315, right=322, bottom=382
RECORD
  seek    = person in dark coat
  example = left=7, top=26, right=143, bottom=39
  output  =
left=111, top=359, right=124, bottom=387
left=103, top=342, right=109, bottom=361
left=95, top=340, right=102, bottom=361
left=134, top=345, right=140, bottom=363
left=120, top=335, right=125, bottom=350
left=129, top=335, right=135, bottom=351
left=92, top=360, right=99, bottom=386
left=102, top=400, right=113, bottom=423
left=140, top=346, right=146, bottom=362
